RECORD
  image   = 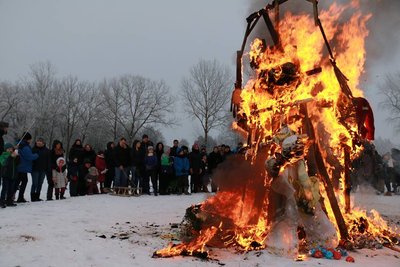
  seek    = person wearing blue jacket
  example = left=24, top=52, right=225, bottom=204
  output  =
left=144, top=146, right=158, bottom=195
left=14, top=132, right=38, bottom=203
left=174, top=146, right=190, bottom=195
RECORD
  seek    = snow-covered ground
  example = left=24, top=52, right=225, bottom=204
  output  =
left=1, top=183, right=400, bottom=267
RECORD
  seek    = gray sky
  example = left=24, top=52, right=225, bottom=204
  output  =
left=0, top=0, right=399, bottom=145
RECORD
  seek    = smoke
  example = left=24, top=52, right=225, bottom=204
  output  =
left=246, top=0, right=400, bottom=78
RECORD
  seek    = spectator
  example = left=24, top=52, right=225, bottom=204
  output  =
left=67, top=157, right=79, bottom=196
left=140, top=134, right=154, bottom=158
left=104, top=141, right=115, bottom=191
left=144, top=146, right=158, bottom=195
left=52, top=157, right=68, bottom=200
left=189, top=143, right=202, bottom=193
left=200, top=145, right=207, bottom=157
left=208, top=146, right=223, bottom=192
left=0, top=121, right=9, bottom=154
left=169, top=139, right=179, bottom=193
left=68, top=139, right=84, bottom=165
left=131, top=140, right=143, bottom=191
left=48, top=140, right=65, bottom=200
left=155, top=142, right=164, bottom=188
left=170, top=139, right=179, bottom=157
left=200, top=154, right=209, bottom=192
left=78, top=159, right=91, bottom=196
left=174, top=147, right=190, bottom=195
left=0, top=143, right=18, bottom=207
left=14, top=132, right=38, bottom=203
left=86, top=166, right=99, bottom=195
left=233, top=142, right=244, bottom=154
left=82, top=144, right=96, bottom=165
left=95, top=151, right=107, bottom=193
left=113, top=138, right=131, bottom=187
left=31, top=138, right=51, bottom=201
left=159, top=147, right=173, bottom=195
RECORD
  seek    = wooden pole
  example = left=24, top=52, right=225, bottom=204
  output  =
left=300, top=103, right=350, bottom=241
left=343, top=145, right=351, bottom=214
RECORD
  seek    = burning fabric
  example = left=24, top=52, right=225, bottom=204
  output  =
left=154, top=0, right=399, bottom=260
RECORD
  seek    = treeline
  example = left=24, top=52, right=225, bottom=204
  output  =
left=0, top=62, right=174, bottom=154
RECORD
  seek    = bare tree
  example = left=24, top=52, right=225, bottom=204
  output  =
left=57, top=76, right=94, bottom=154
left=24, top=61, right=62, bottom=142
left=102, top=75, right=175, bottom=143
left=379, top=72, right=400, bottom=131
left=181, top=59, right=233, bottom=146
left=0, top=82, right=22, bottom=121
left=78, top=83, right=104, bottom=143
left=101, top=78, right=125, bottom=141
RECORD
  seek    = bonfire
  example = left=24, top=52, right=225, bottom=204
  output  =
left=154, top=0, right=399, bottom=260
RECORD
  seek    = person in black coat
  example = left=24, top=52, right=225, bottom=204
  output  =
left=189, top=143, right=202, bottom=193
left=68, top=139, right=84, bottom=165
left=113, top=138, right=131, bottom=187
left=67, top=157, right=79, bottom=196
left=208, top=146, right=223, bottom=192
left=131, top=140, right=144, bottom=190
left=82, top=144, right=96, bottom=165
left=104, top=141, right=115, bottom=190
left=31, top=138, right=51, bottom=201
left=0, top=121, right=9, bottom=154
left=170, top=140, right=179, bottom=157
left=78, top=159, right=91, bottom=196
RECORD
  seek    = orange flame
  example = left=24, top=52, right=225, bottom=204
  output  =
left=156, top=1, right=398, bottom=258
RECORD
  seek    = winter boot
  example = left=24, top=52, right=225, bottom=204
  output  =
left=184, top=187, right=191, bottom=195
left=31, top=193, right=37, bottom=202
left=60, top=189, right=66, bottom=200
left=16, top=197, right=28, bottom=203
left=6, top=199, right=17, bottom=207
left=36, top=193, right=43, bottom=201
left=1, top=200, right=6, bottom=208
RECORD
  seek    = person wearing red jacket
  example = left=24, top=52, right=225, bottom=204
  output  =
left=95, top=151, right=107, bottom=194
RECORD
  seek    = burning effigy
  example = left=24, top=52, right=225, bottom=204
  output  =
left=154, top=0, right=399, bottom=260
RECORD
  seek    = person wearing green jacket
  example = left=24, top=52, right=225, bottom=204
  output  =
left=0, top=143, right=19, bottom=208
left=159, top=147, right=173, bottom=195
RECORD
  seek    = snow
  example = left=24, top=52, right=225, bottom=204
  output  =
left=1, top=182, right=400, bottom=267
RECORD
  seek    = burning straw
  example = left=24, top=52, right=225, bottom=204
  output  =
left=154, top=0, right=399, bottom=260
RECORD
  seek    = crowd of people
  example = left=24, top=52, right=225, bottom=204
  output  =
left=0, top=120, right=243, bottom=208
left=2, top=118, right=399, bottom=209
left=351, top=141, right=400, bottom=196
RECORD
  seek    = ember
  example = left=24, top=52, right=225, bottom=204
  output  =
left=155, top=0, right=400, bottom=260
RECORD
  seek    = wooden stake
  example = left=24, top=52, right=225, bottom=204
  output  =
left=300, top=103, right=350, bottom=241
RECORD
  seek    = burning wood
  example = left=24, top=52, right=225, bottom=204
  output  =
left=155, top=0, right=400, bottom=260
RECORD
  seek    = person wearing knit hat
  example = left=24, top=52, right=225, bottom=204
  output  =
left=13, top=132, right=38, bottom=203
left=21, top=131, right=32, bottom=141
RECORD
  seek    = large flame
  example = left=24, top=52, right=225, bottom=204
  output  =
left=155, top=1, right=398, bottom=259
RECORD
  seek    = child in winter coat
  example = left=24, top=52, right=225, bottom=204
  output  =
left=144, top=146, right=158, bottom=195
left=0, top=143, right=19, bottom=207
left=67, top=157, right=79, bottom=196
left=85, top=166, right=99, bottom=195
left=95, top=151, right=107, bottom=193
left=52, top=157, right=68, bottom=200
left=174, top=147, right=190, bottom=195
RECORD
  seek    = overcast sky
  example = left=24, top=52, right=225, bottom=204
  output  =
left=0, top=0, right=399, bottom=145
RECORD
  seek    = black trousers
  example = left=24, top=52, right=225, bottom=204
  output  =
left=46, top=171, right=54, bottom=200
left=14, top=172, right=28, bottom=200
